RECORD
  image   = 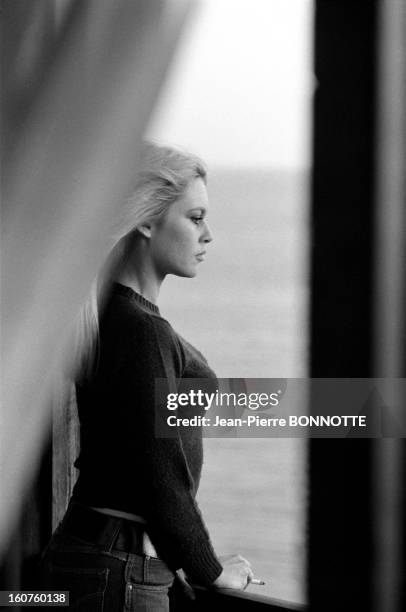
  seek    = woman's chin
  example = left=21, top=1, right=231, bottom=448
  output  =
left=171, top=267, right=198, bottom=279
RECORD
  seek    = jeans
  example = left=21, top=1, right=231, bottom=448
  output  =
left=38, top=503, right=176, bottom=611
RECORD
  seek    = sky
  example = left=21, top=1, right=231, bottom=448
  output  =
left=147, top=0, right=314, bottom=170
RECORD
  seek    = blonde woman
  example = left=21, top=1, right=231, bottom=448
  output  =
left=39, top=143, right=253, bottom=610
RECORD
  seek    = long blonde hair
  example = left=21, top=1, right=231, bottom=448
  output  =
left=70, top=141, right=207, bottom=383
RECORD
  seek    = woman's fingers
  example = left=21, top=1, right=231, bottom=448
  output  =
left=237, top=554, right=252, bottom=568
left=242, top=566, right=254, bottom=590
left=219, top=553, right=251, bottom=566
left=213, top=553, right=254, bottom=590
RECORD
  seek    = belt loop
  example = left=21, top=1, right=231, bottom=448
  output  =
left=143, top=555, right=149, bottom=584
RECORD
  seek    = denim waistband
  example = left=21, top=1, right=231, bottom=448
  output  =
left=60, top=500, right=148, bottom=556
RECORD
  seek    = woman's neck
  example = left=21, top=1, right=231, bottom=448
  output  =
left=114, top=235, right=165, bottom=304
left=115, top=268, right=162, bottom=305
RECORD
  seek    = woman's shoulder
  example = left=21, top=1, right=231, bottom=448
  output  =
left=101, top=287, right=180, bottom=350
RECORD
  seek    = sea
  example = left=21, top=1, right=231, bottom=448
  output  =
left=159, top=167, right=309, bottom=604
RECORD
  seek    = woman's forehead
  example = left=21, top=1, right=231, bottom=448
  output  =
left=175, top=178, right=209, bottom=212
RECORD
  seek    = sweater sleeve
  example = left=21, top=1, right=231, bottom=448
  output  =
left=117, top=313, right=223, bottom=587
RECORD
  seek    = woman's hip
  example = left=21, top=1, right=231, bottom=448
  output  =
left=38, top=502, right=175, bottom=610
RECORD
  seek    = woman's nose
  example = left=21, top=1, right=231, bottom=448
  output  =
left=202, top=222, right=214, bottom=243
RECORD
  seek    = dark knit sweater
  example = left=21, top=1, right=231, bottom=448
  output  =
left=71, top=282, right=223, bottom=587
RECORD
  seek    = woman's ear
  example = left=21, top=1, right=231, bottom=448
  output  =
left=136, top=223, right=152, bottom=239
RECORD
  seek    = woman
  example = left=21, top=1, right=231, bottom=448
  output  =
left=39, top=142, right=254, bottom=610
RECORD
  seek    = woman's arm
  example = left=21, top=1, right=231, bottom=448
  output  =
left=117, top=313, right=223, bottom=587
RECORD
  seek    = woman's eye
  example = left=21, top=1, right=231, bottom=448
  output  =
left=191, top=216, right=203, bottom=225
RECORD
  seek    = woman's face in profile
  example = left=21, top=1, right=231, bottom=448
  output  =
left=149, top=177, right=213, bottom=278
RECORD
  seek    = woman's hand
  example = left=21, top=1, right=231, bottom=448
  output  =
left=212, top=554, right=254, bottom=590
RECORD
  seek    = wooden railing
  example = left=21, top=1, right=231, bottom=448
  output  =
left=171, top=584, right=306, bottom=612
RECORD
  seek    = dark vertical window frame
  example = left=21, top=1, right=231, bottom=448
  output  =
left=309, top=2, right=378, bottom=611
left=373, top=1, right=406, bottom=610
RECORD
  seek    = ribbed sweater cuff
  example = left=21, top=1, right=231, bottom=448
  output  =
left=186, top=541, right=223, bottom=587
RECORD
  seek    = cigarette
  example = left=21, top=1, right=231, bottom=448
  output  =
left=250, top=578, right=266, bottom=585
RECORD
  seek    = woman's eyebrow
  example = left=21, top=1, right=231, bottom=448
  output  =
left=189, top=207, right=207, bottom=215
